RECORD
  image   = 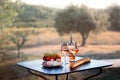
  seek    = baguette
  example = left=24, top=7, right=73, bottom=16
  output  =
left=70, top=57, right=91, bottom=69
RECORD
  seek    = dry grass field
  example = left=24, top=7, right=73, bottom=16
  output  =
left=0, top=28, right=120, bottom=80
left=26, top=29, right=120, bottom=46
left=23, top=29, right=120, bottom=57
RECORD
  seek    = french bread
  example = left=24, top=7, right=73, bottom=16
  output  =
left=70, top=57, right=91, bottom=69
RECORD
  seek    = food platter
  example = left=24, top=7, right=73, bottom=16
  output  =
left=42, top=52, right=62, bottom=67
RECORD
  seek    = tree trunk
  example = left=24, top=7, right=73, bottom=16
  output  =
left=81, top=37, right=86, bottom=46
left=81, top=35, right=87, bottom=46
left=17, top=48, right=20, bottom=58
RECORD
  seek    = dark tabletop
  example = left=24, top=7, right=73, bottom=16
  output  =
left=17, top=57, right=112, bottom=75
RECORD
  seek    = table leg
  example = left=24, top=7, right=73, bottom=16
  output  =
left=66, top=73, right=68, bottom=80
left=55, top=74, right=68, bottom=80
left=84, top=68, right=102, bottom=80
left=55, top=75, right=58, bottom=80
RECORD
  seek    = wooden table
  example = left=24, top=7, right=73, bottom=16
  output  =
left=17, top=57, right=112, bottom=80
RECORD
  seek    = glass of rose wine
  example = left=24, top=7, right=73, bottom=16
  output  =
left=61, top=43, right=69, bottom=64
left=70, top=42, right=79, bottom=61
left=67, top=33, right=79, bottom=61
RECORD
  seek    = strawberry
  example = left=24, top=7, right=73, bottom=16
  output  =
left=57, top=55, right=61, bottom=59
left=43, top=56, right=46, bottom=61
left=43, top=52, right=61, bottom=61
left=51, top=56, right=56, bottom=61
left=46, top=56, right=51, bottom=61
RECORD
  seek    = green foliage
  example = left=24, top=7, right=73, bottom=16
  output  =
left=108, top=5, right=120, bottom=31
left=0, top=0, right=19, bottom=28
left=55, top=5, right=79, bottom=34
left=0, top=0, right=22, bottom=51
left=0, top=31, right=10, bottom=49
left=14, top=3, right=58, bottom=27
left=92, top=9, right=110, bottom=32
left=55, top=5, right=96, bottom=46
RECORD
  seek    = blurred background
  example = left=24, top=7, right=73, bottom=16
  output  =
left=0, top=0, right=120, bottom=80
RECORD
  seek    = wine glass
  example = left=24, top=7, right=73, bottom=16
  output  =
left=61, top=43, right=69, bottom=64
left=68, top=33, right=75, bottom=49
left=70, top=42, right=79, bottom=61
left=67, top=33, right=76, bottom=61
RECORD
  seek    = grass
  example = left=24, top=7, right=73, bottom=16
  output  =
left=80, top=50, right=120, bottom=59
left=0, top=59, right=22, bottom=80
left=91, top=68, right=120, bottom=80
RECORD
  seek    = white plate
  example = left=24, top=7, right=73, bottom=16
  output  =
left=42, top=61, right=62, bottom=67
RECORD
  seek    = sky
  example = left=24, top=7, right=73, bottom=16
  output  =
left=20, top=0, right=120, bottom=9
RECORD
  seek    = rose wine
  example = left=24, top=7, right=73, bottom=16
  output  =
left=69, top=52, right=75, bottom=61
left=70, top=49, right=79, bottom=55
left=61, top=43, right=69, bottom=54
left=61, top=49, right=69, bottom=54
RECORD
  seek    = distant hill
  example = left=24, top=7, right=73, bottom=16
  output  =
left=14, top=3, right=60, bottom=28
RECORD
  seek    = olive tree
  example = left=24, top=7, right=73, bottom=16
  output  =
left=0, top=0, right=19, bottom=28
left=9, top=31, right=28, bottom=57
left=0, top=0, right=19, bottom=52
left=108, top=5, right=120, bottom=31
left=55, top=5, right=96, bottom=46
left=93, top=9, right=110, bottom=32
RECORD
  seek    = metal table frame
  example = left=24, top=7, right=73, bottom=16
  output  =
left=17, top=57, right=112, bottom=80
left=25, top=67, right=102, bottom=80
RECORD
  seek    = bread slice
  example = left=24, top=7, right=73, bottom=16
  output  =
left=70, top=58, right=91, bottom=69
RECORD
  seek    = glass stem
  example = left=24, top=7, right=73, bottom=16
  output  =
left=64, top=55, right=66, bottom=64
